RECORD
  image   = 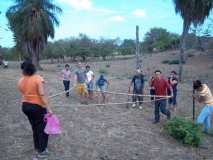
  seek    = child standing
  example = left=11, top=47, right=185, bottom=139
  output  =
left=96, top=74, right=109, bottom=103
left=61, top=64, right=72, bottom=97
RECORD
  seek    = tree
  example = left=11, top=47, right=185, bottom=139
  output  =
left=119, top=39, right=135, bottom=55
left=6, top=0, right=62, bottom=69
left=142, top=28, right=180, bottom=52
left=173, top=0, right=213, bottom=81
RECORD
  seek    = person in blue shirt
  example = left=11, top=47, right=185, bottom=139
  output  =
left=128, top=68, right=144, bottom=109
left=96, top=74, right=109, bottom=103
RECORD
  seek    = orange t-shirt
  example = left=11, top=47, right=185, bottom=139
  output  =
left=17, top=74, right=45, bottom=107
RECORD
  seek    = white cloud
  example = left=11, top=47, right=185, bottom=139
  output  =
left=57, top=0, right=114, bottom=14
left=108, top=16, right=125, bottom=22
left=132, top=9, right=146, bottom=17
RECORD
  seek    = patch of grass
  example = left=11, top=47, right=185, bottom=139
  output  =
left=168, top=60, right=179, bottom=65
left=188, top=53, right=194, bottom=58
left=163, top=116, right=203, bottom=147
left=98, top=68, right=108, bottom=74
left=162, top=60, right=179, bottom=65
left=162, top=60, right=170, bottom=64
left=105, top=64, right=111, bottom=68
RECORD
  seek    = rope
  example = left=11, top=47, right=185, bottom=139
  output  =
left=9, top=87, right=74, bottom=104
left=52, top=97, right=169, bottom=108
left=92, top=88, right=172, bottom=98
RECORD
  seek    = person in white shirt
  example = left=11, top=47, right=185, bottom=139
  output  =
left=61, top=64, right=72, bottom=97
left=85, top=65, right=95, bottom=99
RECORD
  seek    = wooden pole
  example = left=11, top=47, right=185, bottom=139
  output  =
left=136, top=25, right=140, bottom=69
left=193, top=87, right=195, bottom=121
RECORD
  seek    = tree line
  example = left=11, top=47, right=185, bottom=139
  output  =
left=1, top=27, right=212, bottom=62
left=0, top=0, right=213, bottom=81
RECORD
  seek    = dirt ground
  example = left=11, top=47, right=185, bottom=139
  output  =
left=0, top=50, right=213, bottom=160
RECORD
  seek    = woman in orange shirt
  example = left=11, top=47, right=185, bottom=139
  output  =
left=17, top=61, right=53, bottom=158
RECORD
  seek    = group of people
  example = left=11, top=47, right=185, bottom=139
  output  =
left=61, top=62, right=109, bottom=104
left=17, top=60, right=213, bottom=158
left=128, top=68, right=178, bottom=123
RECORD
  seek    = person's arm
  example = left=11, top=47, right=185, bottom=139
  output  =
left=166, top=81, right=173, bottom=97
left=171, top=79, right=178, bottom=85
left=141, top=75, right=145, bottom=94
left=74, top=72, right=77, bottom=85
left=193, top=93, right=203, bottom=103
left=92, top=72, right=95, bottom=81
left=38, top=81, right=53, bottom=114
left=128, top=78, right=134, bottom=93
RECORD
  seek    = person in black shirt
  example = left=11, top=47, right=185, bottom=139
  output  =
left=168, top=71, right=178, bottom=111
left=128, top=68, right=144, bottom=109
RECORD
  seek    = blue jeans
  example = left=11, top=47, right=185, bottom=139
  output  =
left=168, top=90, right=177, bottom=105
left=63, top=80, right=70, bottom=96
left=154, top=99, right=170, bottom=122
left=197, top=105, right=213, bottom=132
left=87, top=81, right=94, bottom=92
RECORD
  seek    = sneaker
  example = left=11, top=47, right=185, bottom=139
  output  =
left=132, top=103, right=136, bottom=108
left=139, top=105, right=143, bottom=110
left=37, top=149, right=49, bottom=158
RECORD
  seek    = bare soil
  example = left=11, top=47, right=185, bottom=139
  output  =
left=0, top=50, right=213, bottom=160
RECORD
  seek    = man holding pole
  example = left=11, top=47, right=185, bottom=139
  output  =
left=193, top=80, right=213, bottom=133
left=151, top=70, right=172, bottom=124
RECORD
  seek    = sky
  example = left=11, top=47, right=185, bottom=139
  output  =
left=0, top=0, right=211, bottom=48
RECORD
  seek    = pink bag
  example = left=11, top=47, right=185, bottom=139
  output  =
left=44, top=113, right=62, bottom=135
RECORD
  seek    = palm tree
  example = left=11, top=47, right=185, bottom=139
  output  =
left=6, top=0, right=62, bottom=69
left=173, top=0, right=212, bottom=81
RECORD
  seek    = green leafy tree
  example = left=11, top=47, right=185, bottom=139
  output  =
left=6, top=0, right=62, bottom=69
left=119, top=39, right=135, bottom=55
left=142, top=28, right=180, bottom=52
left=173, top=0, right=213, bottom=81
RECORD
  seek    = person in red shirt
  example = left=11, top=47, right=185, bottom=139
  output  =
left=151, top=70, right=172, bottom=123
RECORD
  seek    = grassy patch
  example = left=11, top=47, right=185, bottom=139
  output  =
left=105, top=64, right=111, bottom=68
left=168, top=60, right=179, bottom=65
left=188, top=53, right=194, bottom=58
left=162, top=60, right=170, bottom=64
left=162, top=60, right=179, bottom=65
left=163, top=116, right=202, bottom=147
left=98, top=68, right=108, bottom=74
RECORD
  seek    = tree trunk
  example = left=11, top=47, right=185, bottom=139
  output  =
left=26, top=41, right=43, bottom=70
left=179, top=19, right=190, bottom=82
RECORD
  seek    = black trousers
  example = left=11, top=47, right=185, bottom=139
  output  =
left=63, top=80, right=70, bottom=96
left=22, top=102, right=48, bottom=153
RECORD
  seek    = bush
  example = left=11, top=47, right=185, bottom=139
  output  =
left=168, top=60, right=179, bottom=65
left=163, top=116, right=202, bottom=147
left=98, top=68, right=108, bottom=74
left=162, top=60, right=170, bottom=64
left=188, top=53, right=194, bottom=57
left=105, top=64, right=111, bottom=68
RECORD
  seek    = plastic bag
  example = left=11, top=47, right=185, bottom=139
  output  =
left=44, top=113, right=62, bottom=135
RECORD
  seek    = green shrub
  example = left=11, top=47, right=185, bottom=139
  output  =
left=168, top=60, right=179, bottom=65
left=99, top=68, right=108, bottom=74
left=162, top=60, right=170, bottom=64
left=188, top=53, right=194, bottom=57
left=163, top=116, right=202, bottom=147
left=105, top=64, right=111, bottom=68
